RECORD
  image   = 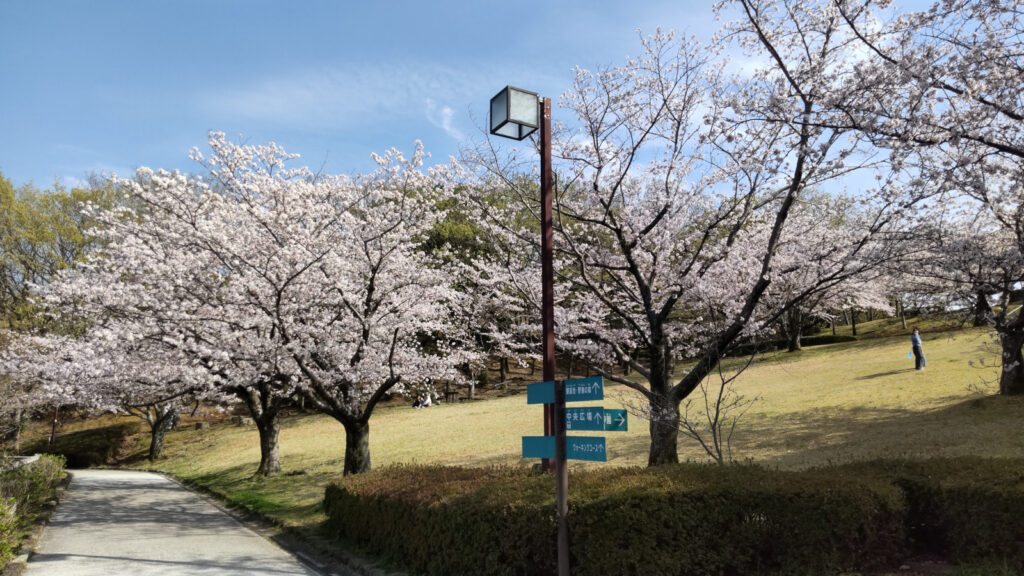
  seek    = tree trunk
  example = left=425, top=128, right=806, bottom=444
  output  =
left=147, top=404, right=177, bottom=461
left=149, top=426, right=166, bottom=461
left=343, top=420, right=371, bottom=475
left=647, top=395, right=680, bottom=466
left=12, top=407, right=24, bottom=453
left=645, top=343, right=680, bottom=466
left=530, top=358, right=536, bottom=376
left=499, top=357, right=509, bottom=391
left=786, top=309, right=803, bottom=352
left=831, top=316, right=836, bottom=336
left=240, top=384, right=283, bottom=477
left=997, top=328, right=1024, bottom=395
left=898, top=299, right=907, bottom=329
left=788, top=330, right=802, bottom=352
left=255, top=414, right=282, bottom=476
left=49, top=405, right=59, bottom=445
left=851, top=309, right=858, bottom=336
left=974, top=291, right=995, bottom=327
left=499, top=357, right=509, bottom=383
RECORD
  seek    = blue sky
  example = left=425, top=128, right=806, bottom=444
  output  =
left=0, top=0, right=722, bottom=189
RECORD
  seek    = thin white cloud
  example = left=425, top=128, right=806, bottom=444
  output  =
left=197, top=61, right=568, bottom=142
left=199, top=63, right=481, bottom=133
left=425, top=98, right=464, bottom=141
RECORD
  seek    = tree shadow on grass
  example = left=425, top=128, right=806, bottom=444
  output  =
left=857, top=368, right=917, bottom=380
left=735, top=395, right=1024, bottom=468
left=607, top=394, right=1023, bottom=469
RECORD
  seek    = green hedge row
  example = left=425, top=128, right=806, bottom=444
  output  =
left=325, top=463, right=910, bottom=576
left=832, top=458, right=1024, bottom=567
left=0, top=455, right=66, bottom=568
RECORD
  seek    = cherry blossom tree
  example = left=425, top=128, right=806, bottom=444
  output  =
left=37, top=134, right=475, bottom=475
left=1, top=330, right=211, bottom=461
left=35, top=165, right=300, bottom=475
left=257, top=145, right=477, bottom=475
left=467, top=29, right=912, bottom=466
left=743, top=0, right=1024, bottom=393
left=203, top=136, right=473, bottom=474
left=911, top=199, right=1024, bottom=389
left=760, top=194, right=897, bottom=351
left=0, top=330, right=41, bottom=453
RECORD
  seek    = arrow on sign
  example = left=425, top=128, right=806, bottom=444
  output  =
left=565, top=407, right=604, bottom=431
left=603, top=409, right=627, bottom=432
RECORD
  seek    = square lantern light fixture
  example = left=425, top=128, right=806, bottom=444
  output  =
left=490, top=85, right=540, bottom=141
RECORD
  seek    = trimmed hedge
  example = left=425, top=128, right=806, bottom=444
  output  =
left=325, top=467, right=555, bottom=575
left=325, top=463, right=907, bottom=576
left=0, top=455, right=66, bottom=568
left=829, top=458, right=1024, bottom=570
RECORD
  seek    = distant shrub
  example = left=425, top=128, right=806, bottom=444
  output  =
left=799, top=334, right=857, bottom=346
left=325, top=463, right=906, bottom=576
left=728, top=334, right=856, bottom=356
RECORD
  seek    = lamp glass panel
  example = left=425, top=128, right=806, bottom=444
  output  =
left=494, top=122, right=520, bottom=139
left=490, top=89, right=509, bottom=133
left=518, top=124, right=538, bottom=139
left=509, top=88, right=538, bottom=127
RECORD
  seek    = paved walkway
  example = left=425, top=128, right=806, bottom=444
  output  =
left=25, top=469, right=321, bottom=576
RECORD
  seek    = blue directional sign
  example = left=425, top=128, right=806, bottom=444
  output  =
left=567, top=436, right=606, bottom=462
left=566, top=407, right=605, bottom=431
left=564, top=376, right=603, bottom=402
left=522, top=436, right=607, bottom=462
left=522, top=436, right=556, bottom=459
left=528, top=376, right=604, bottom=404
left=604, top=409, right=628, bottom=432
left=527, top=381, right=556, bottom=404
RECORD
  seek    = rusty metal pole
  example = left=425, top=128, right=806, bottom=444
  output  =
left=538, top=96, right=569, bottom=576
left=554, top=377, right=570, bottom=576
left=541, top=96, right=556, bottom=473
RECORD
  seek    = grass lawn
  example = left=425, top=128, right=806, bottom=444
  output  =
left=121, top=325, right=1023, bottom=532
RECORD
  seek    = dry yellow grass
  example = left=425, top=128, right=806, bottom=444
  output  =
left=133, top=326, right=1023, bottom=528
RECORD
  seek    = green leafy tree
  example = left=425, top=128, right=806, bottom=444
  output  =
left=0, top=172, right=117, bottom=449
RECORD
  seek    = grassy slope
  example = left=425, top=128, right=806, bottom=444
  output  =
left=133, top=324, right=1023, bottom=529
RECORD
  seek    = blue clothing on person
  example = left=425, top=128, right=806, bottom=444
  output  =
left=911, top=332, right=926, bottom=370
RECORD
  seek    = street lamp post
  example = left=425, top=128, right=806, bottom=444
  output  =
left=489, top=85, right=569, bottom=576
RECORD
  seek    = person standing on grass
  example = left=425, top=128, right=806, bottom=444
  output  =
left=911, top=327, right=926, bottom=370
